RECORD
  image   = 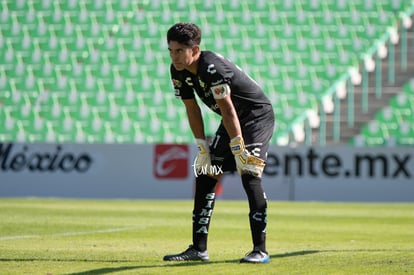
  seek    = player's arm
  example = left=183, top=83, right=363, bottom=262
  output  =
left=212, top=83, right=264, bottom=177
left=182, top=98, right=214, bottom=176
left=211, top=83, right=241, bottom=138
left=214, top=94, right=242, bottom=139
left=182, top=98, right=206, bottom=139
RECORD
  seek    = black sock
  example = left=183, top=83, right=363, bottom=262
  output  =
left=242, top=174, right=267, bottom=253
left=192, top=175, right=217, bottom=251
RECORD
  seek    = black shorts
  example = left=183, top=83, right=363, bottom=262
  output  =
left=209, top=105, right=275, bottom=172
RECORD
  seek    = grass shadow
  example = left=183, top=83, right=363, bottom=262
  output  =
left=64, top=261, right=212, bottom=275
left=63, top=250, right=320, bottom=275
left=270, top=250, right=320, bottom=258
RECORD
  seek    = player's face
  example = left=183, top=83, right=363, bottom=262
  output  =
left=168, top=41, right=197, bottom=71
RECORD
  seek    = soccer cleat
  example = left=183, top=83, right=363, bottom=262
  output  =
left=240, top=250, right=270, bottom=263
left=163, top=245, right=209, bottom=262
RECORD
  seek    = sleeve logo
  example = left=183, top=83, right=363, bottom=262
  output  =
left=211, top=83, right=230, bottom=99
left=215, top=87, right=224, bottom=95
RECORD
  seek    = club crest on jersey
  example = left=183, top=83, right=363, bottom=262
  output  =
left=172, top=79, right=182, bottom=88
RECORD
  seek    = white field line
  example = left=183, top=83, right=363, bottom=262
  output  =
left=0, top=226, right=144, bottom=241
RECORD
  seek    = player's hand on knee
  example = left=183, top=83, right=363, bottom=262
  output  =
left=194, top=138, right=212, bottom=174
left=229, top=136, right=265, bottom=177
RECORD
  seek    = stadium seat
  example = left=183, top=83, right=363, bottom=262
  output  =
left=353, top=121, right=388, bottom=146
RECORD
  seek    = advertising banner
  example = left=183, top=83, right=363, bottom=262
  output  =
left=1, top=143, right=413, bottom=201
left=223, top=146, right=413, bottom=202
left=0, top=143, right=194, bottom=199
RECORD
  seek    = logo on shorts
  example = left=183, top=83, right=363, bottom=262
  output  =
left=154, top=144, right=189, bottom=179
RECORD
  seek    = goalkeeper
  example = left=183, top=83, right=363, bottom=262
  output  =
left=163, top=22, right=275, bottom=264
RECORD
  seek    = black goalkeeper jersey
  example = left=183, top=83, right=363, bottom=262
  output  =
left=170, top=51, right=272, bottom=123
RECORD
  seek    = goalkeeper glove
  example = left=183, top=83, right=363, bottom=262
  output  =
left=194, top=138, right=212, bottom=175
left=229, top=136, right=265, bottom=177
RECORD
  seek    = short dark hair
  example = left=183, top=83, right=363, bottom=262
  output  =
left=167, top=22, right=201, bottom=48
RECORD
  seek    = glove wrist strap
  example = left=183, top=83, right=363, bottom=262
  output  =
left=196, top=138, right=209, bottom=154
left=229, top=135, right=245, bottom=155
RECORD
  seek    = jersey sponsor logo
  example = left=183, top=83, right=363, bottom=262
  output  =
left=154, top=144, right=189, bottom=179
left=198, top=78, right=206, bottom=89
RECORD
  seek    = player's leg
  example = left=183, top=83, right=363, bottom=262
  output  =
left=164, top=128, right=229, bottom=261
left=209, top=122, right=270, bottom=262
left=239, top=111, right=274, bottom=263
left=191, top=123, right=236, bottom=250
left=182, top=124, right=237, bottom=258
left=192, top=174, right=217, bottom=252
left=240, top=174, right=269, bottom=263
left=163, top=175, right=217, bottom=262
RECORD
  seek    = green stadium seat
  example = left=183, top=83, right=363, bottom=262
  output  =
left=402, top=79, right=414, bottom=94
left=375, top=106, right=402, bottom=126
left=353, top=121, right=387, bottom=146
left=389, top=93, right=413, bottom=114
left=395, top=122, right=414, bottom=145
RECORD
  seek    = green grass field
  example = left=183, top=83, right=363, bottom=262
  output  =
left=0, top=198, right=413, bottom=274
